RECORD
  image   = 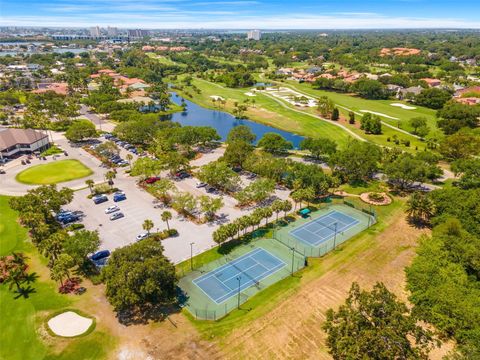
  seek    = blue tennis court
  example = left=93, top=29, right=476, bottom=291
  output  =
left=193, top=248, right=286, bottom=304
left=290, top=210, right=360, bottom=247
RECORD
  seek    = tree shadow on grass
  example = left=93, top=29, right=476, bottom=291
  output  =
left=406, top=216, right=431, bottom=230
left=116, top=301, right=182, bottom=326
left=13, top=285, right=37, bottom=299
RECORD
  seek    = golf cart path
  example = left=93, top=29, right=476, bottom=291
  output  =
left=260, top=92, right=365, bottom=141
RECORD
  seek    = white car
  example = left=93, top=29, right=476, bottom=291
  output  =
left=136, top=232, right=149, bottom=241
left=105, top=205, right=119, bottom=214
left=196, top=182, right=207, bottom=188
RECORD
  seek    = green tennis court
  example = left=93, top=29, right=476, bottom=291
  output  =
left=275, top=203, right=375, bottom=257
left=178, top=237, right=305, bottom=320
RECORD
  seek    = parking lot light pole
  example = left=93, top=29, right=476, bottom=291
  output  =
left=236, top=276, right=241, bottom=309
left=190, top=242, right=195, bottom=270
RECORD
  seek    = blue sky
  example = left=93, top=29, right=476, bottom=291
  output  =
left=2, top=0, right=480, bottom=29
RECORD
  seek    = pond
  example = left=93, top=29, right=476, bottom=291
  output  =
left=162, top=92, right=304, bottom=148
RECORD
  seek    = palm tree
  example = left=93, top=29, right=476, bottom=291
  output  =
left=85, top=179, right=95, bottom=194
left=126, top=154, right=133, bottom=170
left=161, top=211, right=172, bottom=231
left=251, top=208, right=264, bottom=230
left=406, top=192, right=434, bottom=225
left=282, top=200, right=292, bottom=218
left=105, top=171, right=116, bottom=189
left=2, top=253, right=29, bottom=292
left=272, top=200, right=284, bottom=222
left=291, top=190, right=303, bottom=210
left=51, top=254, right=74, bottom=286
left=262, top=207, right=273, bottom=226
left=142, top=219, right=154, bottom=235
left=233, top=218, right=243, bottom=239
left=39, top=232, right=65, bottom=267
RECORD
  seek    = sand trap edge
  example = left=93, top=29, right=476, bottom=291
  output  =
left=46, top=309, right=96, bottom=338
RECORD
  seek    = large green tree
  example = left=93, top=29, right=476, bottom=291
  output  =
left=330, top=141, right=382, bottom=182
left=103, top=239, right=177, bottom=313
left=65, top=120, right=98, bottom=142
left=63, top=230, right=100, bottom=266
left=323, top=282, right=435, bottom=359
left=257, top=133, right=293, bottom=154
left=197, top=161, right=240, bottom=191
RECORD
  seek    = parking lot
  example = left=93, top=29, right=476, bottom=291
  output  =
left=68, top=159, right=291, bottom=264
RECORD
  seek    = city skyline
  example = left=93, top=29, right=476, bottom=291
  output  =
left=2, top=0, right=480, bottom=29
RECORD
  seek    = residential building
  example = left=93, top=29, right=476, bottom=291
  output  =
left=421, top=78, right=442, bottom=87
left=247, top=30, right=261, bottom=41
left=89, top=26, right=101, bottom=38
left=107, top=26, right=118, bottom=36
left=128, top=29, right=150, bottom=38
left=0, top=128, right=50, bottom=160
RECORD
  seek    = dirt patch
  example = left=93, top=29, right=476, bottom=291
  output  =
left=216, top=205, right=436, bottom=359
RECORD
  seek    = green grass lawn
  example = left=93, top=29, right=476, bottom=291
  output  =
left=184, top=198, right=405, bottom=339
left=16, top=160, right=93, bottom=185
left=282, top=80, right=438, bottom=132
left=0, top=196, right=114, bottom=360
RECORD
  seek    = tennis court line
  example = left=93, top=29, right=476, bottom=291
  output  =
left=193, top=247, right=287, bottom=304
left=290, top=210, right=337, bottom=235
left=289, top=210, right=360, bottom=247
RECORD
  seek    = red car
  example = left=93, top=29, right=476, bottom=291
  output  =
left=145, top=177, right=161, bottom=184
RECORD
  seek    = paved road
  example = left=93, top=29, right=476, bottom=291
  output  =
left=79, top=105, right=115, bottom=132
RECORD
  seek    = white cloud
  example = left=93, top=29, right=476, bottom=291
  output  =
left=2, top=12, right=480, bottom=29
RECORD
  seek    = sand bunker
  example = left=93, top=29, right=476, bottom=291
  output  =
left=48, top=311, right=93, bottom=337
left=209, top=95, right=224, bottom=101
left=244, top=92, right=257, bottom=97
left=390, top=103, right=417, bottom=110
left=359, top=110, right=399, bottom=120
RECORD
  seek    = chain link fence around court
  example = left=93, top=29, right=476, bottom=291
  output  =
left=178, top=198, right=375, bottom=321
left=272, top=200, right=376, bottom=258
left=178, top=237, right=306, bottom=321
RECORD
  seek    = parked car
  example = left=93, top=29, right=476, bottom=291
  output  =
left=93, top=194, right=108, bottom=204
left=105, top=205, right=119, bottom=214
left=145, top=177, right=161, bottom=184
left=206, top=186, right=217, bottom=194
left=0, top=169, right=5, bottom=174
left=90, top=250, right=110, bottom=261
left=113, top=192, right=126, bottom=202
left=196, top=182, right=207, bottom=188
left=110, top=212, right=124, bottom=220
left=175, top=171, right=190, bottom=179
left=136, top=232, right=149, bottom=241
left=60, top=214, right=80, bottom=224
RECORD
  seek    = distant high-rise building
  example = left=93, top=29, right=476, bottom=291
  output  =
left=107, top=26, right=118, bottom=36
left=247, top=29, right=261, bottom=41
left=128, top=29, right=150, bottom=38
left=89, top=26, right=100, bottom=37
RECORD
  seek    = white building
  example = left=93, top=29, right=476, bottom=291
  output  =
left=89, top=26, right=101, bottom=37
left=107, top=26, right=118, bottom=36
left=247, top=30, right=261, bottom=41
left=0, top=128, right=50, bottom=160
